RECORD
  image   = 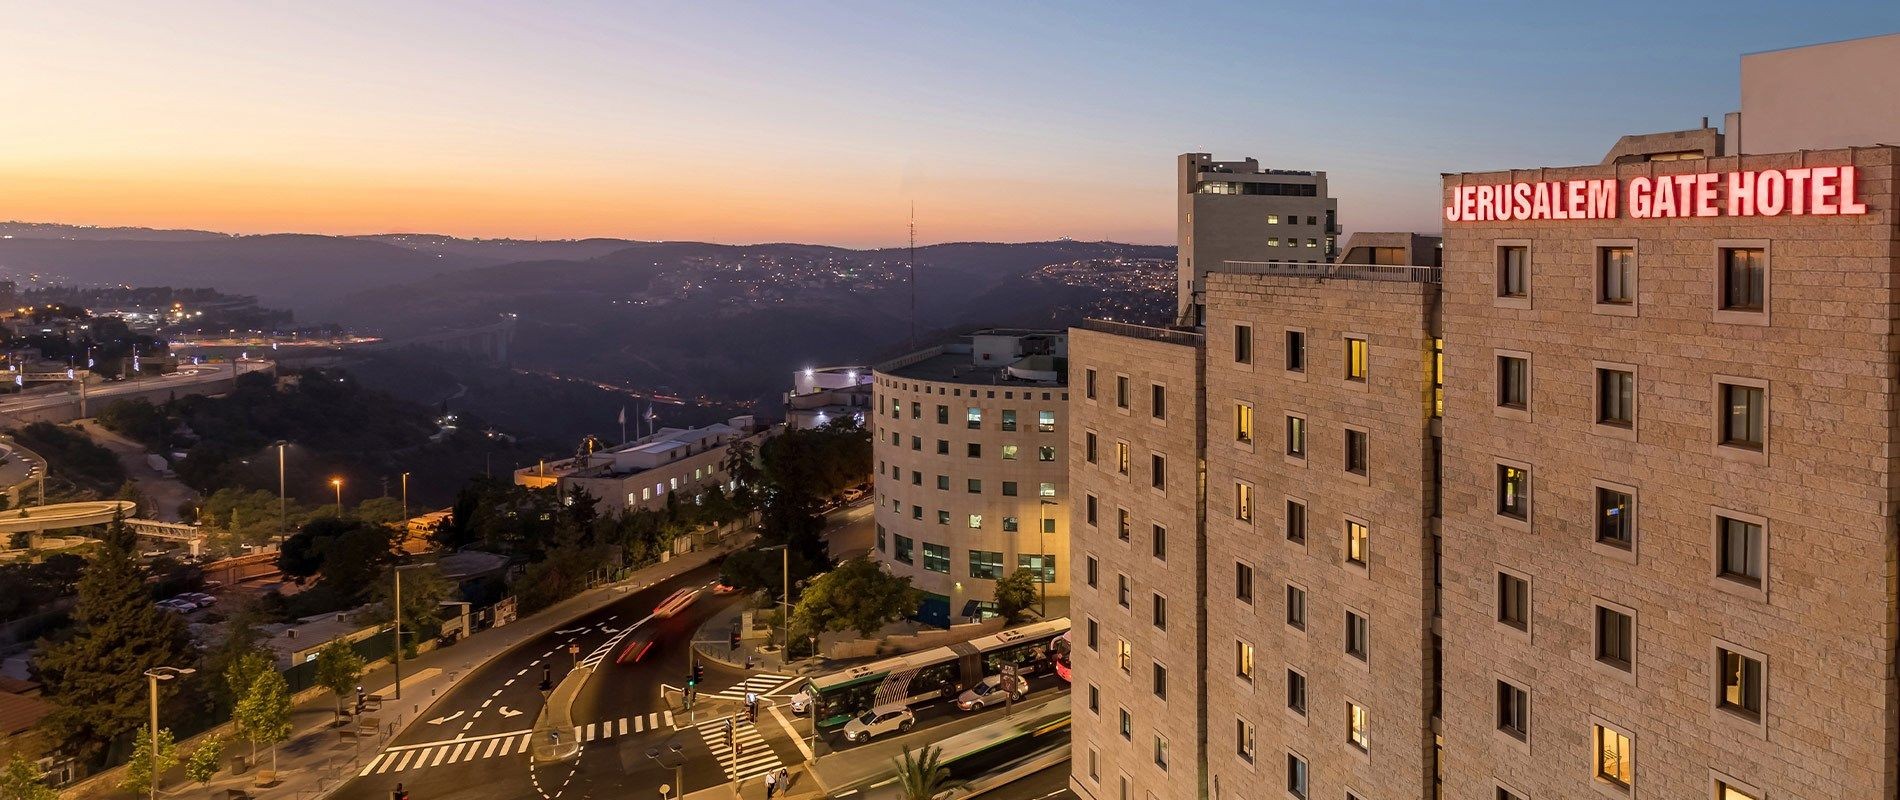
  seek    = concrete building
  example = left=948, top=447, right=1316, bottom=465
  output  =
left=869, top=329, right=1071, bottom=627
left=514, top=416, right=766, bottom=515
left=785, top=365, right=872, bottom=430
left=1073, top=34, right=1900, bottom=800
left=1177, top=153, right=1340, bottom=325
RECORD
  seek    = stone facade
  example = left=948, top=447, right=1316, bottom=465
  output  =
left=1438, top=146, right=1900, bottom=800
left=1067, top=323, right=1205, bottom=800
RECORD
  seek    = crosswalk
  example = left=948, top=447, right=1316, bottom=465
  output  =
left=702, top=673, right=799, bottom=701
left=355, top=712, right=675, bottom=776
left=693, top=714, right=783, bottom=782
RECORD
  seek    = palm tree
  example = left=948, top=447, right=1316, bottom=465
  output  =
left=893, top=745, right=959, bottom=800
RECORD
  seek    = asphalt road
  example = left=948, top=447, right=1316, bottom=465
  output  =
left=0, top=361, right=264, bottom=415
left=335, top=562, right=739, bottom=800
left=983, top=762, right=1076, bottom=800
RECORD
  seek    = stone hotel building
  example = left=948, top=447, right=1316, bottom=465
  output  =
left=1070, top=33, right=1900, bottom=800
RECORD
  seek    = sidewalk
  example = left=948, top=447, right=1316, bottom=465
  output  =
left=137, top=539, right=746, bottom=800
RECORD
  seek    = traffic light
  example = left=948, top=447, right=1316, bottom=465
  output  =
left=691, top=658, right=704, bottom=686
left=729, top=628, right=740, bottom=650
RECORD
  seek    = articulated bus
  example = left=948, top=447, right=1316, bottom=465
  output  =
left=801, top=618, right=1068, bottom=729
left=1051, top=630, right=1071, bottom=682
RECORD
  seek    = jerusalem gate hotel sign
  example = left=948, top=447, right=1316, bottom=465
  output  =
left=1445, top=166, right=1869, bottom=223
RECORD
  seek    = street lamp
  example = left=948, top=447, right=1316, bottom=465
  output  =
left=391, top=563, right=430, bottom=700
left=143, top=666, right=195, bottom=800
left=400, top=472, right=411, bottom=527
left=330, top=477, right=344, bottom=515
left=274, top=441, right=288, bottom=534
left=761, top=544, right=790, bottom=651
left=1038, top=499, right=1057, bottom=618
left=646, top=741, right=686, bottom=800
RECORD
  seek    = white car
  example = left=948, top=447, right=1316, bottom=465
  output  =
left=956, top=674, right=1029, bottom=711
left=841, top=704, right=914, bottom=743
left=183, top=592, right=217, bottom=606
left=789, top=690, right=812, bottom=715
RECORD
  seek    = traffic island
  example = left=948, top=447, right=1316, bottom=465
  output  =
left=531, top=665, right=588, bottom=763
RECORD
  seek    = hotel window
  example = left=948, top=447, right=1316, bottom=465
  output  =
left=967, top=514, right=982, bottom=529
left=1717, top=515, right=1765, bottom=587
left=1151, top=525, right=1166, bottom=561
left=1085, top=556, right=1098, bottom=588
left=1087, top=685, right=1099, bottom=715
left=1003, top=516, right=1019, bottom=532
left=1594, top=723, right=1633, bottom=790
left=1086, top=618, right=1098, bottom=650
left=1235, top=562, right=1254, bottom=604
left=1085, top=369, right=1097, bottom=400
left=1151, top=594, right=1167, bottom=631
left=937, top=404, right=949, bottom=424
left=1150, top=454, right=1165, bottom=489
left=937, top=439, right=949, bottom=454
left=1236, top=482, right=1254, bottom=522
left=1497, top=789, right=1525, bottom=800
left=1345, top=611, right=1369, bottom=661
left=1497, top=464, right=1528, bottom=520
left=1118, top=575, right=1131, bottom=608
left=1597, top=488, right=1633, bottom=549
left=1002, top=444, right=1019, bottom=460
left=1599, top=246, right=1634, bottom=304
left=910, top=436, right=921, bottom=451
left=937, top=510, right=950, bottom=525
left=1721, top=247, right=1766, bottom=312
left=1498, top=245, right=1528, bottom=298
left=1236, top=718, right=1256, bottom=763
left=1040, top=445, right=1057, bottom=462
left=966, top=478, right=981, bottom=494
left=1433, top=338, right=1444, bottom=417
left=1151, top=384, right=1166, bottom=419
left=894, top=535, right=914, bottom=564
left=1085, top=432, right=1097, bottom=463
left=1084, top=494, right=1097, bottom=525
left=1286, top=585, right=1306, bottom=629
left=1266, top=214, right=1280, bottom=224
left=1003, top=480, right=1019, bottom=496
left=1118, top=509, right=1131, bottom=542
left=1039, top=481, right=1055, bottom=497
left=1285, top=330, right=1306, bottom=372
left=1344, top=429, right=1368, bottom=476
left=1498, top=572, right=1529, bottom=630
left=1344, top=337, right=1368, bottom=381
left=911, top=505, right=922, bottom=520
left=967, top=443, right=982, bottom=458
left=1286, top=753, right=1309, bottom=800
left=1115, top=376, right=1129, bottom=409
left=1497, top=680, right=1529, bottom=740
left=911, top=470, right=923, bottom=486
left=1234, top=325, right=1253, bottom=364
left=1116, top=442, right=1130, bottom=475
left=1267, top=236, right=1280, bottom=246
left=937, top=475, right=950, bottom=490
left=1116, top=638, right=1132, bottom=672
left=1286, top=669, right=1307, bottom=714
left=910, top=401, right=920, bottom=419
left=1305, top=238, right=1317, bottom=248
left=1497, top=355, right=1528, bottom=409
left=1717, top=646, right=1764, bottom=721
left=1039, top=411, right=1056, bottom=432
left=1598, top=368, right=1634, bottom=427
left=1236, top=640, right=1255, bottom=681
left=1720, top=383, right=1766, bottom=450
left=1152, top=734, right=1168, bottom=770
left=1236, top=403, right=1254, bottom=443
left=1347, top=702, right=1369, bottom=751
left=1285, top=415, right=1306, bottom=457
left=922, top=543, right=950, bottom=573
left=1001, top=409, right=1017, bottom=431
left=969, top=550, right=1003, bottom=580
left=1345, top=520, right=1369, bottom=567
left=1118, top=708, right=1131, bottom=739
left=1718, top=780, right=1762, bottom=800
left=1286, top=500, right=1306, bottom=544
left=1595, top=606, right=1634, bottom=671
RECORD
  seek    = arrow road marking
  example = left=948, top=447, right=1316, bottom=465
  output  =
left=427, top=711, right=465, bottom=725
left=499, top=706, right=523, bottom=718
left=555, top=627, right=586, bottom=635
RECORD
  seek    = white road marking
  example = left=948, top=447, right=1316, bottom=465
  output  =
left=393, top=750, right=416, bottom=771
left=484, top=738, right=501, bottom=758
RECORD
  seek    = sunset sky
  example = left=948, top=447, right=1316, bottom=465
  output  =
left=3, top=1, right=1895, bottom=247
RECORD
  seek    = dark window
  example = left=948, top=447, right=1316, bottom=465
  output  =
left=1285, top=500, right=1306, bottom=544
left=1150, top=454, right=1166, bottom=490
left=1720, top=383, right=1765, bottom=449
left=1000, top=409, right=1017, bottom=432
left=1498, top=245, right=1528, bottom=298
left=1084, top=494, right=1096, bottom=525
left=1085, top=556, right=1098, bottom=588
left=1285, top=670, right=1307, bottom=714
left=1498, top=356, right=1528, bottom=409
left=1151, top=594, right=1166, bottom=631
left=1115, top=376, right=1129, bottom=409
left=1117, top=575, right=1131, bottom=608
left=1285, top=753, right=1308, bottom=800
left=1234, top=325, right=1253, bottom=364
left=1595, top=606, right=1633, bottom=671
left=1117, top=509, right=1131, bottom=542
left=936, top=405, right=949, bottom=424
left=1235, top=562, right=1253, bottom=603
left=1085, top=369, right=1097, bottom=400
left=1597, top=488, right=1633, bottom=548
left=1598, top=369, right=1634, bottom=426
left=1600, top=246, right=1634, bottom=304
left=1344, top=429, right=1369, bottom=476
left=1285, top=585, right=1305, bottom=629
left=1497, top=573, right=1528, bottom=630
left=1152, top=663, right=1167, bottom=699
left=1285, top=330, right=1305, bottom=372
left=1085, top=432, right=1097, bottom=463
left=1150, top=384, right=1166, bottom=419
left=967, top=442, right=981, bottom=458
left=1345, top=612, right=1369, bottom=660
left=1151, top=525, right=1166, bottom=561
left=1716, top=516, right=1764, bottom=586
left=1721, top=247, right=1765, bottom=311
left=1497, top=680, right=1529, bottom=740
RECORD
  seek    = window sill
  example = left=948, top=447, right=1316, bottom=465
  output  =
left=1343, top=471, right=1370, bottom=487
left=1284, top=453, right=1308, bottom=468
left=1709, top=573, right=1767, bottom=603
left=1593, top=421, right=1637, bottom=442
left=1714, top=704, right=1768, bottom=738
left=1493, top=405, right=1531, bottom=424
left=1713, top=308, right=1770, bottom=326
left=1494, top=295, right=1532, bottom=311
left=1593, top=301, right=1638, bottom=318
left=1283, top=369, right=1307, bottom=383
left=1496, top=513, right=1531, bottom=534
left=1714, top=442, right=1768, bottom=467
left=1494, top=728, right=1531, bottom=755
left=1592, top=539, right=1638, bottom=565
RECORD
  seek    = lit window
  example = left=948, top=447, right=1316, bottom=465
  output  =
left=1597, top=488, right=1632, bottom=548
left=1039, top=482, right=1055, bottom=498
left=1236, top=640, right=1254, bottom=681
left=1002, top=516, right=1018, bottom=532
left=1235, top=718, right=1256, bottom=762
left=922, top=544, right=949, bottom=574
left=1002, top=444, right=1019, bottom=460
left=1345, top=337, right=1368, bottom=381
left=1720, top=247, right=1765, bottom=312
left=1347, top=702, right=1368, bottom=751
left=1118, top=509, right=1131, bottom=542
left=1345, top=520, right=1369, bottom=567
left=1497, top=464, right=1528, bottom=519
left=1116, top=442, right=1129, bottom=475
left=1285, top=415, right=1306, bottom=457
left=1717, top=647, right=1763, bottom=721
left=1235, top=403, right=1254, bottom=443
left=1236, top=483, right=1253, bottom=522
left=1720, top=383, right=1765, bottom=450
left=1717, top=780, right=1761, bottom=800
left=1116, top=638, right=1132, bottom=672
left=1594, top=723, right=1633, bottom=789
left=1038, top=411, right=1056, bottom=433
left=1716, top=515, right=1764, bottom=587
left=968, top=550, right=1003, bottom=580
left=967, top=514, right=982, bottom=529
left=966, top=407, right=981, bottom=429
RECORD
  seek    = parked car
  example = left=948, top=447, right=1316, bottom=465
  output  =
left=183, top=592, right=217, bottom=606
left=840, top=486, right=869, bottom=505
left=156, top=599, right=195, bottom=613
left=841, top=704, right=914, bottom=743
left=956, top=674, right=1029, bottom=711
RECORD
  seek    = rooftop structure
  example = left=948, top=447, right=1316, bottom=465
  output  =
left=1176, top=153, right=1339, bottom=325
left=514, top=416, right=767, bottom=515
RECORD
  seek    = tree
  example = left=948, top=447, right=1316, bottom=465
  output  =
left=313, top=639, right=366, bottom=721
left=353, top=496, right=406, bottom=526
left=360, top=564, right=454, bottom=640
left=992, top=568, right=1038, bottom=622
left=893, top=745, right=958, bottom=800
left=789, top=558, right=920, bottom=639
left=35, top=529, right=194, bottom=762
left=232, top=668, right=291, bottom=772
left=185, top=737, right=225, bottom=788
left=0, top=755, right=57, bottom=800
left=120, top=725, right=178, bottom=797
left=204, top=607, right=272, bottom=713
left=278, top=516, right=397, bottom=594
left=96, top=398, right=170, bottom=448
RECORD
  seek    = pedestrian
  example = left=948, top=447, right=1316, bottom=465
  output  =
left=765, top=770, right=778, bottom=799
left=745, top=653, right=755, bottom=669
left=777, top=767, right=790, bottom=791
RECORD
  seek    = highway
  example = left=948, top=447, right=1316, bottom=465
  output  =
left=0, top=361, right=269, bottom=416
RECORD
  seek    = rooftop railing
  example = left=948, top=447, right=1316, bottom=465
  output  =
left=1076, top=319, right=1203, bottom=347
left=1218, top=260, right=1441, bottom=284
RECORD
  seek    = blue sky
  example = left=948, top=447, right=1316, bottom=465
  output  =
left=2, top=1, right=1894, bottom=244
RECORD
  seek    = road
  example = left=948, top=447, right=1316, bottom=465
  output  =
left=983, top=763, right=1076, bottom=800
left=0, top=361, right=267, bottom=416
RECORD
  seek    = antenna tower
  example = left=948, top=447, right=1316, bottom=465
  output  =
left=908, top=202, right=918, bottom=348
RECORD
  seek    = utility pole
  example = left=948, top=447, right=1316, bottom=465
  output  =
left=908, top=202, right=918, bottom=349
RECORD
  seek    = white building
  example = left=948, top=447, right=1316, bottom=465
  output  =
left=785, top=365, right=872, bottom=430
left=514, top=416, right=769, bottom=514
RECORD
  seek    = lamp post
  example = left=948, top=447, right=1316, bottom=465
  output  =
left=761, top=545, right=789, bottom=651
left=331, top=477, right=343, bottom=515
left=400, top=472, right=411, bottom=526
left=143, top=666, right=195, bottom=800
left=274, top=441, right=288, bottom=534
left=391, top=563, right=429, bottom=700
left=1038, top=499, right=1057, bottom=618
